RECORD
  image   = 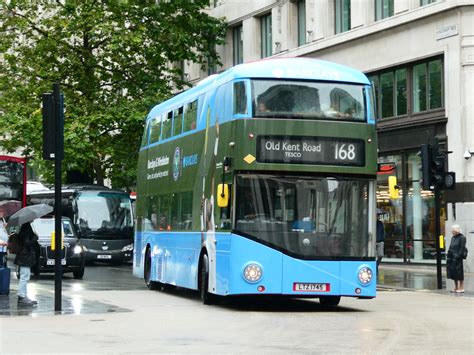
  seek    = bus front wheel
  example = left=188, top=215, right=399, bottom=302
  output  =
left=319, top=296, right=341, bottom=307
left=200, top=254, right=213, bottom=305
left=144, top=248, right=161, bottom=290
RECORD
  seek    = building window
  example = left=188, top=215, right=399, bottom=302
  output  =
left=395, top=69, right=407, bottom=116
left=297, top=0, right=306, bottom=46
left=375, top=0, right=394, bottom=21
left=261, top=14, right=272, bottom=58
left=335, top=0, right=350, bottom=34
left=413, top=63, right=427, bottom=113
left=413, top=59, right=443, bottom=113
left=380, top=72, right=394, bottom=118
left=233, top=26, right=243, bottom=65
left=368, top=57, right=443, bottom=119
left=377, top=152, right=439, bottom=264
left=420, top=0, right=437, bottom=5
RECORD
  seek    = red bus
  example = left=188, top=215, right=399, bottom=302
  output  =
left=0, top=155, right=27, bottom=220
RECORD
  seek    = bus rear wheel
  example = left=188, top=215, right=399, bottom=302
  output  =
left=144, top=248, right=161, bottom=290
left=200, top=254, right=213, bottom=305
left=319, top=296, right=341, bottom=307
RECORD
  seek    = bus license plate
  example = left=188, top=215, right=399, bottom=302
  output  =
left=97, top=255, right=112, bottom=260
left=46, top=259, right=66, bottom=266
left=293, top=283, right=329, bottom=292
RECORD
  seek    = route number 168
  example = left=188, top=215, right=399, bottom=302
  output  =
left=335, top=143, right=356, bottom=160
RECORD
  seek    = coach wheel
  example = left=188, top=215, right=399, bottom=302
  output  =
left=319, top=296, right=341, bottom=307
left=73, top=267, right=85, bottom=280
left=200, top=254, right=213, bottom=305
left=144, top=248, right=160, bottom=290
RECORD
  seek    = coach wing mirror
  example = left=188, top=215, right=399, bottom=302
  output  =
left=388, top=176, right=399, bottom=199
left=217, top=184, right=229, bottom=208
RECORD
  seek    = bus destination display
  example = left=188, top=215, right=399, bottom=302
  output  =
left=257, top=136, right=365, bottom=166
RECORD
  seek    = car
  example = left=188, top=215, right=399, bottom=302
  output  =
left=31, top=217, right=85, bottom=279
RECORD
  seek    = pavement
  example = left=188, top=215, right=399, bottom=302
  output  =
left=0, top=263, right=472, bottom=318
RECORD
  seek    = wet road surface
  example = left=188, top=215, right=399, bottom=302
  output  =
left=0, top=262, right=472, bottom=318
left=0, top=263, right=145, bottom=317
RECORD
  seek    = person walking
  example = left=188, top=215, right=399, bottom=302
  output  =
left=14, top=222, right=39, bottom=306
left=446, top=224, right=467, bottom=293
left=376, top=211, right=385, bottom=273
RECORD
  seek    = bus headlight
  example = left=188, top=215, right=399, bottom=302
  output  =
left=121, top=243, right=133, bottom=252
left=358, top=266, right=373, bottom=285
left=73, top=245, right=83, bottom=254
left=243, top=263, right=263, bottom=283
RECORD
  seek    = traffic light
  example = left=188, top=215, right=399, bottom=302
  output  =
left=430, top=144, right=445, bottom=188
left=419, top=142, right=455, bottom=190
left=42, top=93, right=55, bottom=160
left=420, top=144, right=432, bottom=190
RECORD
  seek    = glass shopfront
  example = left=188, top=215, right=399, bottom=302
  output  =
left=377, top=152, right=445, bottom=263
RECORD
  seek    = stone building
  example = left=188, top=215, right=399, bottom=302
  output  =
left=184, top=0, right=473, bottom=269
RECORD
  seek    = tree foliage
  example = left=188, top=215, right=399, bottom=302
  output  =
left=0, top=0, right=226, bottom=189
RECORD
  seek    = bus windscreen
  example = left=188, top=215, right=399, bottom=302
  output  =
left=75, top=191, right=133, bottom=238
left=252, top=80, right=366, bottom=121
left=235, top=174, right=371, bottom=259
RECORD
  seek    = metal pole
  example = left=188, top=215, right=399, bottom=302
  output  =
left=53, top=83, right=62, bottom=311
left=434, top=186, right=442, bottom=289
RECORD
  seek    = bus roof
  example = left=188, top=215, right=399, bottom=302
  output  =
left=147, top=58, right=370, bottom=120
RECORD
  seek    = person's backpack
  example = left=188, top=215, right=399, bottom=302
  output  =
left=463, top=247, right=468, bottom=260
left=7, top=232, right=21, bottom=254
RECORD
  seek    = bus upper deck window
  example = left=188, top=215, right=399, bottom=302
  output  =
left=184, top=100, right=197, bottom=132
left=140, top=119, right=150, bottom=147
left=233, top=81, right=247, bottom=115
left=148, top=115, right=162, bottom=144
left=162, top=112, right=172, bottom=140
left=173, top=107, right=183, bottom=136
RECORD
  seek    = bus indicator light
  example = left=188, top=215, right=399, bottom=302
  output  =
left=257, top=285, right=265, bottom=292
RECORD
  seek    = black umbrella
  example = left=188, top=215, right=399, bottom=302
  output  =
left=6, top=204, right=53, bottom=228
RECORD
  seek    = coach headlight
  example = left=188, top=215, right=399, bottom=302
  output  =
left=121, top=243, right=134, bottom=252
left=358, top=266, right=373, bottom=285
left=243, top=263, right=263, bottom=283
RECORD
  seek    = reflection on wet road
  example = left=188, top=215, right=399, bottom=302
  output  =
left=378, top=266, right=447, bottom=291
left=0, top=263, right=145, bottom=317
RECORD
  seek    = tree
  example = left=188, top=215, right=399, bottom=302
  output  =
left=0, top=0, right=226, bottom=190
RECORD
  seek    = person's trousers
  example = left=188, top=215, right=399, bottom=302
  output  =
left=18, top=266, right=31, bottom=298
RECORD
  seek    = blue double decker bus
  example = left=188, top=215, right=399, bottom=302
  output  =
left=134, top=58, right=378, bottom=306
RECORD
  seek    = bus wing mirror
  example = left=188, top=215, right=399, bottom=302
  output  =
left=217, top=184, right=229, bottom=208
left=388, top=176, right=399, bottom=199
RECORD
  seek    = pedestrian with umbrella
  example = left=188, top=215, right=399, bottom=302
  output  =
left=0, top=200, right=22, bottom=219
left=7, top=204, right=53, bottom=306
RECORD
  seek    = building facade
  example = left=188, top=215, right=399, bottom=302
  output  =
left=184, top=0, right=474, bottom=270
